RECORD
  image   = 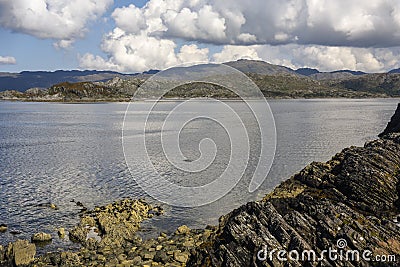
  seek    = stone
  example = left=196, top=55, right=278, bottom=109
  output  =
left=0, top=224, right=7, bottom=233
left=58, top=228, right=66, bottom=239
left=10, top=240, right=36, bottom=267
left=175, top=225, right=190, bottom=235
left=31, top=232, right=52, bottom=242
left=173, top=251, right=189, bottom=263
left=154, top=250, right=168, bottom=264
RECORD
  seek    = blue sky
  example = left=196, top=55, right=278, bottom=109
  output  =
left=1, top=0, right=400, bottom=73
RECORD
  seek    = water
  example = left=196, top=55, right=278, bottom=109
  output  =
left=0, top=99, right=398, bottom=252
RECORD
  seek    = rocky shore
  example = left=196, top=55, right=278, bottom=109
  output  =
left=1, top=104, right=400, bottom=267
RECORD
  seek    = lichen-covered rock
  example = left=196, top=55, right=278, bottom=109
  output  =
left=31, top=232, right=52, bottom=242
left=5, top=240, right=36, bottom=267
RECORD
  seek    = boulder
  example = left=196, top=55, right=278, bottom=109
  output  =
left=31, top=232, right=52, bottom=242
left=8, top=240, right=36, bottom=267
left=0, top=224, right=7, bottom=233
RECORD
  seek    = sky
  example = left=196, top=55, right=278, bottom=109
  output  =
left=1, top=0, right=400, bottom=73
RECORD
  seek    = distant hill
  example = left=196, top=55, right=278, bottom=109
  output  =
left=224, top=59, right=298, bottom=75
left=388, top=68, right=400, bottom=74
left=0, top=70, right=135, bottom=92
left=295, top=68, right=320, bottom=76
left=1, top=59, right=399, bottom=99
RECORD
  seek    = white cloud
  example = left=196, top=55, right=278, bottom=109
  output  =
left=0, top=0, right=113, bottom=46
left=253, top=45, right=400, bottom=72
left=213, top=45, right=260, bottom=62
left=78, top=0, right=400, bottom=72
left=0, top=56, right=16, bottom=65
left=111, top=4, right=147, bottom=34
left=79, top=28, right=210, bottom=72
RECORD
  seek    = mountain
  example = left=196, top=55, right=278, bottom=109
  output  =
left=295, top=68, right=320, bottom=76
left=224, top=59, right=298, bottom=75
left=0, top=70, right=135, bottom=92
left=1, top=59, right=399, bottom=99
left=388, top=68, right=400, bottom=74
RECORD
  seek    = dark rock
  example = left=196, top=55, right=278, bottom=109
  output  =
left=188, top=130, right=400, bottom=266
left=380, top=103, right=400, bottom=137
left=154, top=250, right=169, bottom=263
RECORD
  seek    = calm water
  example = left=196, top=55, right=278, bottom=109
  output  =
left=0, top=99, right=398, bottom=252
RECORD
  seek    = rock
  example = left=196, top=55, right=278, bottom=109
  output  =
left=8, top=240, right=36, bottom=267
left=0, top=224, right=7, bottom=233
left=380, top=103, right=400, bottom=137
left=188, top=111, right=400, bottom=266
left=31, top=232, right=52, bottom=242
left=58, top=228, right=66, bottom=239
left=175, top=225, right=190, bottom=235
left=154, top=250, right=168, bottom=263
left=173, top=251, right=189, bottom=263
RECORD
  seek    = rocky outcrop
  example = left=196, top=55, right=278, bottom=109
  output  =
left=380, top=103, right=400, bottom=137
left=188, top=105, right=400, bottom=266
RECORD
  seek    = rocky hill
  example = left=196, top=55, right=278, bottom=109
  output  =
left=2, top=59, right=400, bottom=100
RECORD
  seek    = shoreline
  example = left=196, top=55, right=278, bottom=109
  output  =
left=0, top=95, right=398, bottom=104
left=0, top=103, right=399, bottom=266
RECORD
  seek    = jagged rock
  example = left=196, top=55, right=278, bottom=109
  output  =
left=31, top=232, right=52, bottom=242
left=58, top=228, right=66, bottom=239
left=380, top=103, right=400, bottom=137
left=188, top=104, right=400, bottom=266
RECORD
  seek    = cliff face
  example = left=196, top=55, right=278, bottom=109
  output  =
left=188, top=105, right=400, bottom=266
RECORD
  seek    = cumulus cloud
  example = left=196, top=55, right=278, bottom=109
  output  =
left=213, top=45, right=261, bottom=62
left=79, top=28, right=210, bottom=72
left=78, top=0, right=400, bottom=72
left=147, top=0, right=400, bottom=47
left=0, top=56, right=16, bottom=65
left=0, top=0, right=113, bottom=46
left=254, top=45, right=400, bottom=72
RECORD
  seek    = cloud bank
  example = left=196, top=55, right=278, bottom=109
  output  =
left=78, top=0, right=400, bottom=72
left=2, top=0, right=399, bottom=72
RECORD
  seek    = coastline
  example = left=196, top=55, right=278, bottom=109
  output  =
left=0, top=104, right=399, bottom=266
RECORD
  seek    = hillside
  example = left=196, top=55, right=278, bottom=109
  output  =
left=1, top=59, right=400, bottom=100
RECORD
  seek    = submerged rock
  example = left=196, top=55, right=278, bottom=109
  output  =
left=31, top=232, right=52, bottom=243
left=0, top=224, right=7, bottom=233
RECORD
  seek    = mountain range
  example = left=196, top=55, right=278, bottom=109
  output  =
left=1, top=59, right=400, bottom=100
